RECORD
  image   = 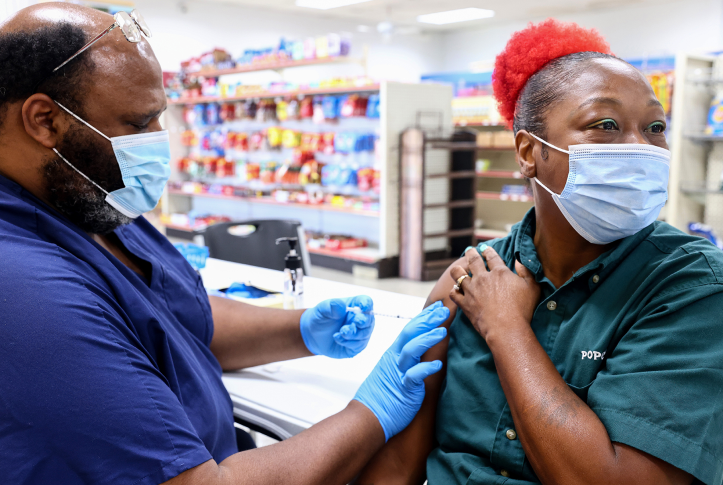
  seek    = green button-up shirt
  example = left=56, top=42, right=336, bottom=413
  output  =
left=427, top=208, right=723, bottom=485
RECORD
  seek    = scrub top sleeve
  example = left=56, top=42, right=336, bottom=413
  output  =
left=586, top=288, right=723, bottom=485
left=0, top=279, right=213, bottom=485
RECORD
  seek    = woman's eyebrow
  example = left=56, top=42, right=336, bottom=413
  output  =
left=577, top=97, right=623, bottom=110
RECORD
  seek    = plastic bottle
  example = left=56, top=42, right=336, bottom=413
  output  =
left=276, top=237, right=304, bottom=309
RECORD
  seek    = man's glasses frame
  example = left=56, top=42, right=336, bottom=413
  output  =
left=53, top=9, right=151, bottom=73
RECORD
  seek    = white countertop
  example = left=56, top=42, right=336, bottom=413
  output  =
left=200, top=258, right=427, bottom=439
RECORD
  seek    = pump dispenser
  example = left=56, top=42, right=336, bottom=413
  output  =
left=276, top=237, right=304, bottom=309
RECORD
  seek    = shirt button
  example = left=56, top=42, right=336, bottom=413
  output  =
left=592, top=275, right=600, bottom=284
left=505, top=429, right=517, bottom=440
left=500, top=469, right=510, bottom=477
left=546, top=300, right=557, bottom=311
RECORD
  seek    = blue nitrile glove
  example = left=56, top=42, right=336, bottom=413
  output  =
left=353, top=301, right=450, bottom=441
left=300, top=296, right=375, bottom=359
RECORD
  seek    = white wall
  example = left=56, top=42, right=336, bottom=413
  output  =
left=134, top=0, right=444, bottom=83
left=438, top=0, right=723, bottom=72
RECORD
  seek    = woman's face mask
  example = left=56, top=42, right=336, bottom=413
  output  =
left=53, top=101, right=171, bottom=219
left=529, top=133, right=671, bottom=245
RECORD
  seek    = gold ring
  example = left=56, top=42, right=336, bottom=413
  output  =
left=456, top=274, right=470, bottom=287
left=455, top=274, right=470, bottom=294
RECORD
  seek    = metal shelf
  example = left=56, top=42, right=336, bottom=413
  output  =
left=186, top=55, right=365, bottom=77
left=684, top=133, right=723, bottom=142
left=475, top=228, right=510, bottom=240
left=167, top=189, right=379, bottom=216
left=476, top=191, right=533, bottom=202
left=476, top=170, right=523, bottom=179
left=168, top=85, right=380, bottom=105
left=428, top=170, right=476, bottom=179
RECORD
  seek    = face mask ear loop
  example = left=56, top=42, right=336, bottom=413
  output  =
left=54, top=101, right=112, bottom=142
left=528, top=133, right=571, bottom=155
left=52, top=148, right=110, bottom=196
left=533, top=177, right=558, bottom=197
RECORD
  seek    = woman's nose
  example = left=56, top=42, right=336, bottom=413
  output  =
left=622, top=129, right=651, bottom=145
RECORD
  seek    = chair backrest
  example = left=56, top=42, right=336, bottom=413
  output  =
left=203, top=219, right=311, bottom=275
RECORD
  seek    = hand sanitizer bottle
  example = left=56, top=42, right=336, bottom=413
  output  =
left=276, top=237, right=304, bottom=309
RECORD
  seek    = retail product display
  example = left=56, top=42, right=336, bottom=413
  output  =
left=173, top=90, right=381, bottom=215
left=646, top=71, right=673, bottom=118
left=181, top=33, right=350, bottom=74
left=475, top=130, right=515, bottom=148
left=452, top=95, right=502, bottom=126
left=161, top=212, right=231, bottom=231
left=306, top=231, right=369, bottom=251
left=705, top=96, right=723, bottom=135
left=688, top=222, right=723, bottom=250
left=168, top=180, right=380, bottom=213
left=173, top=243, right=209, bottom=271
left=169, top=75, right=378, bottom=102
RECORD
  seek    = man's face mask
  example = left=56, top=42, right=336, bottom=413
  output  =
left=529, top=133, right=671, bottom=245
left=53, top=101, right=171, bottom=219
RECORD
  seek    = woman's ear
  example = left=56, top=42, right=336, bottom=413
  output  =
left=515, top=130, right=537, bottom=179
left=21, top=94, right=65, bottom=149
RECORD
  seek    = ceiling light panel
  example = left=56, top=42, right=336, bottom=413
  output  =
left=296, top=0, right=372, bottom=10
left=417, top=7, right=495, bottom=25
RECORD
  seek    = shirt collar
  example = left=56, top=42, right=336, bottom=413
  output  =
left=513, top=207, right=657, bottom=291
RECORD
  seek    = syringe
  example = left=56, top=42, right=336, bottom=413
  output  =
left=347, top=306, right=413, bottom=320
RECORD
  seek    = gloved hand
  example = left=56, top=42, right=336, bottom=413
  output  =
left=300, top=295, right=375, bottom=359
left=353, top=301, right=450, bottom=441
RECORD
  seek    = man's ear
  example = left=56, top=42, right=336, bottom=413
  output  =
left=21, top=94, right=65, bottom=149
left=515, top=130, right=537, bottom=179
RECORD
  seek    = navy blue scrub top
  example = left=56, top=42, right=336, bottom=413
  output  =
left=0, top=174, right=236, bottom=484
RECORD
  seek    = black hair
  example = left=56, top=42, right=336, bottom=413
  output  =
left=0, top=22, right=94, bottom=128
left=512, top=51, right=626, bottom=138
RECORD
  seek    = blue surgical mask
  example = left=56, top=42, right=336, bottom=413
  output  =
left=52, top=101, right=171, bottom=219
left=529, top=133, right=670, bottom=245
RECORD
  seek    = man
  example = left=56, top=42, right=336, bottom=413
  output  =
left=0, top=4, right=449, bottom=484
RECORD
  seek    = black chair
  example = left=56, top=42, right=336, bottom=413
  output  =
left=203, top=220, right=311, bottom=275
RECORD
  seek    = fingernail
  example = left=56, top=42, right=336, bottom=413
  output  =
left=479, top=243, right=488, bottom=252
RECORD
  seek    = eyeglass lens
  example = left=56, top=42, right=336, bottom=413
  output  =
left=130, top=10, right=152, bottom=38
left=115, top=11, right=141, bottom=43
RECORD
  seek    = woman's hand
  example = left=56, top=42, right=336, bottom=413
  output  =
left=449, top=246, right=541, bottom=341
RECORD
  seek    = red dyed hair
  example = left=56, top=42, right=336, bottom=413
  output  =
left=492, top=19, right=612, bottom=126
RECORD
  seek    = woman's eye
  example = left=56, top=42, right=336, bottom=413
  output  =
left=646, top=122, right=666, bottom=134
left=589, top=119, right=618, bottom=130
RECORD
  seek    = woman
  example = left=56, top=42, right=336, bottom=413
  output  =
left=356, top=19, right=723, bottom=485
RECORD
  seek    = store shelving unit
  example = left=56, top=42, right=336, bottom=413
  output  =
left=186, top=54, right=367, bottom=78
left=162, top=80, right=453, bottom=278
left=666, top=52, right=723, bottom=237
left=463, top=126, right=532, bottom=241
left=168, top=85, right=380, bottom=105
left=399, top=130, right=477, bottom=281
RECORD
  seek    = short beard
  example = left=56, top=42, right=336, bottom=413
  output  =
left=42, top=121, right=133, bottom=235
